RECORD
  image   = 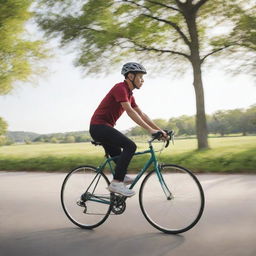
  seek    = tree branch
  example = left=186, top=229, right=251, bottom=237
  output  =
left=121, top=0, right=152, bottom=12
left=142, top=14, right=191, bottom=47
left=174, top=0, right=185, bottom=9
left=201, top=45, right=231, bottom=63
left=194, top=0, right=209, bottom=10
left=133, top=42, right=190, bottom=59
left=144, top=0, right=181, bottom=13
left=121, top=1, right=191, bottom=48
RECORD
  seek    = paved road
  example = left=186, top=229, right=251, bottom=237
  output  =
left=0, top=172, right=255, bottom=256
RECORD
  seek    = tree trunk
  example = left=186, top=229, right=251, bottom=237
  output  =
left=184, top=7, right=209, bottom=150
left=192, top=61, right=209, bottom=149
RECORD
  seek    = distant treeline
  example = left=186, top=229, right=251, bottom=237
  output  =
left=33, top=131, right=91, bottom=144
left=6, top=131, right=91, bottom=144
left=127, top=105, right=256, bottom=137
left=6, top=131, right=40, bottom=143
left=3, top=105, right=256, bottom=145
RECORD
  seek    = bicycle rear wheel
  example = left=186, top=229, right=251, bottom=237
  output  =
left=139, top=164, right=205, bottom=234
left=61, top=165, right=111, bottom=229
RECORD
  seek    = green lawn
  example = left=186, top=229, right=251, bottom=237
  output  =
left=0, top=136, right=255, bottom=173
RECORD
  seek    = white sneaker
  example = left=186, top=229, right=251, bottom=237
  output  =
left=107, top=182, right=135, bottom=197
left=123, top=175, right=134, bottom=185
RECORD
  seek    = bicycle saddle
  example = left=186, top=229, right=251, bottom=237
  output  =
left=91, top=140, right=102, bottom=146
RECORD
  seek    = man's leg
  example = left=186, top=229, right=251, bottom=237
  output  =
left=90, top=124, right=137, bottom=181
left=101, top=143, right=121, bottom=164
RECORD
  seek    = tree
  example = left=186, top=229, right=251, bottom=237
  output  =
left=0, top=0, right=48, bottom=95
left=244, top=105, right=256, bottom=134
left=75, top=134, right=91, bottom=142
left=50, top=137, right=58, bottom=143
left=0, top=117, right=8, bottom=146
left=153, top=119, right=169, bottom=130
left=36, top=0, right=255, bottom=149
left=24, top=137, right=32, bottom=144
left=127, top=125, right=146, bottom=136
left=64, top=135, right=76, bottom=143
left=0, top=117, right=8, bottom=136
left=175, top=115, right=195, bottom=136
left=210, top=111, right=231, bottom=136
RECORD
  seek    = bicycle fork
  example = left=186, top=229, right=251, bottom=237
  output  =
left=156, top=164, right=174, bottom=200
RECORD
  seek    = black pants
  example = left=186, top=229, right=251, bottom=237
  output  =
left=89, top=124, right=137, bottom=181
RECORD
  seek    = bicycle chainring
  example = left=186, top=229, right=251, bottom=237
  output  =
left=111, top=194, right=126, bottom=215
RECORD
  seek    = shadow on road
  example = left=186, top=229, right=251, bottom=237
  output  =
left=1, top=227, right=185, bottom=256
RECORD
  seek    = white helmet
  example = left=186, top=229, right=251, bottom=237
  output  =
left=121, top=62, right=147, bottom=76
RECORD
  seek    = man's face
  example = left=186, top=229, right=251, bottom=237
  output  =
left=129, top=73, right=144, bottom=89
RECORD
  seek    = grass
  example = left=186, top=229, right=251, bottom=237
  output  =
left=0, top=136, right=255, bottom=173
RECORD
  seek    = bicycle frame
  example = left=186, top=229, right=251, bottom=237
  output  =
left=85, top=142, right=172, bottom=205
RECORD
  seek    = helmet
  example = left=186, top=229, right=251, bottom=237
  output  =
left=121, top=62, right=147, bottom=76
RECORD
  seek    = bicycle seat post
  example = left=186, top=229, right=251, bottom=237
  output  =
left=91, top=140, right=109, bottom=158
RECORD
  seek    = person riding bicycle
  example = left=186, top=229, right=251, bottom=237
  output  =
left=89, top=62, right=167, bottom=197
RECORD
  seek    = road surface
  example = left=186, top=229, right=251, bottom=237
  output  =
left=0, top=172, right=255, bottom=256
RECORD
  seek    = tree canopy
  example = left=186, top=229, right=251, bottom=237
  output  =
left=0, top=0, right=48, bottom=95
left=36, top=0, right=255, bottom=74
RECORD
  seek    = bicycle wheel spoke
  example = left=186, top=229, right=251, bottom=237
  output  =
left=61, top=166, right=111, bottom=229
left=139, top=164, right=205, bottom=234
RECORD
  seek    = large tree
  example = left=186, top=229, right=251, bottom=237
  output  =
left=37, top=0, right=255, bottom=149
left=0, top=0, right=47, bottom=95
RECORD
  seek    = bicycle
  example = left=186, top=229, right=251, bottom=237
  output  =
left=61, top=131, right=205, bottom=234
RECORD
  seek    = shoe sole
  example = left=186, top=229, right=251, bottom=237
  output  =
left=106, top=187, right=135, bottom=197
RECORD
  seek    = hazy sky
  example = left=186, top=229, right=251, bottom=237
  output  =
left=0, top=51, right=255, bottom=134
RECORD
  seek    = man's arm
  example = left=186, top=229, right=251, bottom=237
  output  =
left=121, top=102, right=158, bottom=134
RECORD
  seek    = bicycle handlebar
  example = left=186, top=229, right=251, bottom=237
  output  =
left=150, top=130, right=175, bottom=148
left=92, top=130, right=175, bottom=150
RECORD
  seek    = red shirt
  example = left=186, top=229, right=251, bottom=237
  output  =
left=90, top=81, right=138, bottom=127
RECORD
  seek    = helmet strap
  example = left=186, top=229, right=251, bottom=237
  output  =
left=128, top=73, right=139, bottom=89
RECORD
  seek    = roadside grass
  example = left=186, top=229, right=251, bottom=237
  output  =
left=0, top=136, right=255, bottom=173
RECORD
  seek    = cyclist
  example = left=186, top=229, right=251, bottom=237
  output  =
left=89, top=62, right=167, bottom=197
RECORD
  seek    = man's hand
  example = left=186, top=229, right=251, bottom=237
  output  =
left=160, top=130, right=169, bottom=141
left=150, top=129, right=169, bottom=141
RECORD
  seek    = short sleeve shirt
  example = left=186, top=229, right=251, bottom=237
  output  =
left=90, top=81, right=138, bottom=127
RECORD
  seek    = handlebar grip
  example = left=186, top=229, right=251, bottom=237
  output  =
left=151, top=130, right=175, bottom=148
left=151, top=131, right=164, bottom=139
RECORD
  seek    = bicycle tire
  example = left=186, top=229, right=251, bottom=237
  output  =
left=61, top=165, right=112, bottom=229
left=139, top=164, right=205, bottom=234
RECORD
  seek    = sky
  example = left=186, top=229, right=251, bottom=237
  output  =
left=0, top=49, right=255, bottom=135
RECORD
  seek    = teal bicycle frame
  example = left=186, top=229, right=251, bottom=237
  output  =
left=85, top=142, right=172, bottom=206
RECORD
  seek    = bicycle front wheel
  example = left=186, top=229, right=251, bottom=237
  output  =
left=61, top=165, right=112, bottom=229
left=139, top=164, right=205, bottom=234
